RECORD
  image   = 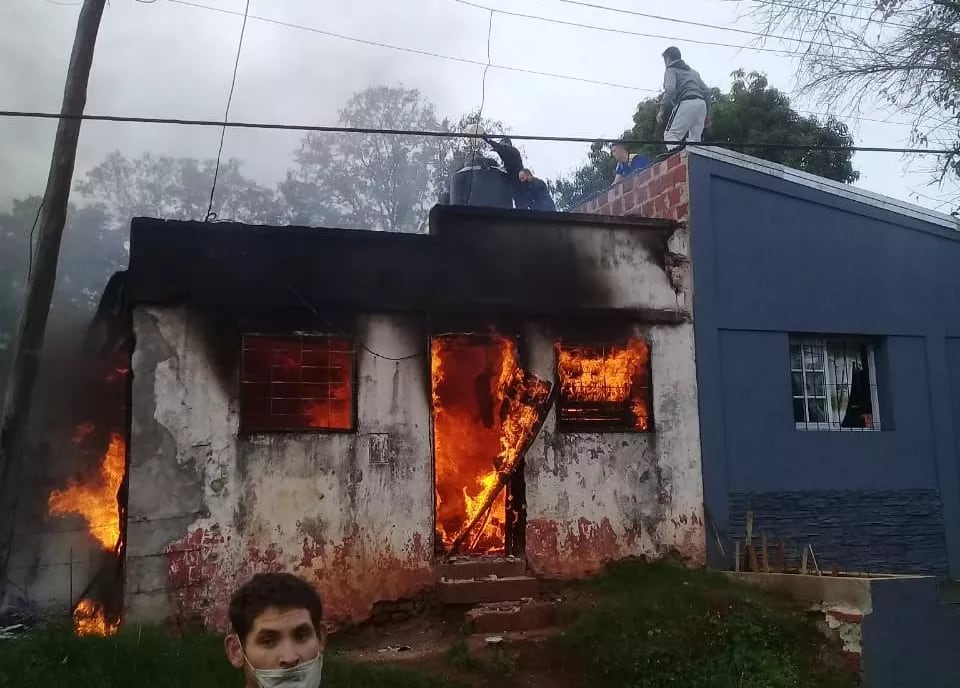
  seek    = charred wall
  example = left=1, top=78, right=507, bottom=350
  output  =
left=520, top=320, right=704, bottom=577
left=124, top=307, right=433, bottom=628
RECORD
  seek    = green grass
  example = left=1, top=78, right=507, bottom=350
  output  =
left=0, top=562, right=859, bottom=688
left=0, top=624, right=458, bottom=688
left=552, top=560, right=859, bottom=688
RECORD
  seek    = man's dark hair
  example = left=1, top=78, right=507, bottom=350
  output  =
left=520, top=168, right=534, bottom=176
left=229, top=573, right=323, bottom=643
left=612, top=141, right=629, bottom=151
left=662, top=46, right=682, bottom=62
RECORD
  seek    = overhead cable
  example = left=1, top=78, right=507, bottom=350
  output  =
left=0, top=110, right=951, bottom=154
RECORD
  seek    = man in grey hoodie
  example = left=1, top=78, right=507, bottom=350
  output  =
left=656, top=46, right=710, bottom=150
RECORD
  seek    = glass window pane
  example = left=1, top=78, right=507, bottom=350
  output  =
left=791, top=372, right=804, bottom=396
left=807, top=398, right=827, bottom=423
left=792, top=397, right=806, bottom=422
left=805, top=371, right=825, bottom=397
left=790, top=344, right=802, bottom=370
left=803, top=344, right=824, bottom=371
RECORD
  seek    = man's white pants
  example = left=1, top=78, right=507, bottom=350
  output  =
left=664, top=99, right=707, bottom=150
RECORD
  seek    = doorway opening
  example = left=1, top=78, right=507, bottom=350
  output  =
left=430, top=333, right=551, bottom=558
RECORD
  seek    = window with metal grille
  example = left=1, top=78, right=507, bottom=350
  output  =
left=240, top=334, right=355, bottom=433
left=555, top=338, right=652, bottom=432
left=790, top=336, right=881, bottom=431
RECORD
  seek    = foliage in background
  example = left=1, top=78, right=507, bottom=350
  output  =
left=552, top=71, right=859, bottom=210
left=749, top=0, right=960, bottom=185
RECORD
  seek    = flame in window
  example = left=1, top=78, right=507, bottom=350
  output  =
left=556, top=338, right=652, bottom=430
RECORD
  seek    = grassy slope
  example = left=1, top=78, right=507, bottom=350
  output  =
left=0, top=562, right=858, bottom=688
left=553, top=561, right=859, bottom=688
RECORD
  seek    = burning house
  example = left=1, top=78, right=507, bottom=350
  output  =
left=101, top=203, right=705, bottom=627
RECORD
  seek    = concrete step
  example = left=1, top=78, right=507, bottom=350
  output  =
left=435, top=558, right=526, bottom=582
left=437, top=576, right=540, bottom=605
left=465, top=600, right=558, bottom=634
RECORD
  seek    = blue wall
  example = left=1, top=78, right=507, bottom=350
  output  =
left=689, top=154, right=960, bottom=576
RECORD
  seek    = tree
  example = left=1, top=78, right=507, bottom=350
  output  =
left=749, top=0, right=960, bottom=182
left=552, top=71, right=859, bottom=210
left=75, top=152, right=284, bottom=227
left=281, top=86, right=507, bottom=233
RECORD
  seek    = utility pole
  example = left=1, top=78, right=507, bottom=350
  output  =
left=0, top=0, right=107, bottom=605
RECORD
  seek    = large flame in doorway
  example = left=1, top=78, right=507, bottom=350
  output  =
left=432, top=335, right=551, bottom=555
left=48, top=430, right=125, bottom=636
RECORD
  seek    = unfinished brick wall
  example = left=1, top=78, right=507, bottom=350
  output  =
left=573, top=151, right=689, bottom=222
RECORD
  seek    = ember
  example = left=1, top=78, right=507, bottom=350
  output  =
left=556, top=338, right=652, bottom=430
left=432, top=335, right=551, bottom=555
left=73, top=598, right=117, bottom=637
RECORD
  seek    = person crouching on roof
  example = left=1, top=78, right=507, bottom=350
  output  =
left=518, top=169, right=556, bottom=212
left=611, top=142, right=650, bottom=186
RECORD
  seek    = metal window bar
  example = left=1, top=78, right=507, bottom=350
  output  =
left=240, top=334, right=354, bottom=431
left=790, top=337, right=881, bottom=432
left=557, top=344, right=651, bottom=429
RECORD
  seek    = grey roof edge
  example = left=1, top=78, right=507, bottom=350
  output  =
left=686, top=146, right=960, bottom=232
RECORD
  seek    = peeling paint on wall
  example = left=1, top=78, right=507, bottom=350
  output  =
left=522, top=322, right=705, bottom=577
left=125, top=309, right=434, bottom=626
left=124, top=219, right=705, bottom=629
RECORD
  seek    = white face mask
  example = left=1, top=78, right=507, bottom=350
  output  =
left=246, top=652, right=323, bottom=688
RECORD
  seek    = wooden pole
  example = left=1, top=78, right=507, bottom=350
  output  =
left=0, top=0, right=107, bottom=603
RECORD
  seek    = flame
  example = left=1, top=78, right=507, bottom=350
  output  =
left=73, top=598, right=117, bottom=637
left=49, top=432, right=125, bottom=550
left=432, top=335, right=551, bottom=554
left=48, top=431, right=126, bottom=637
left=556, top=338, right=651, bottom=430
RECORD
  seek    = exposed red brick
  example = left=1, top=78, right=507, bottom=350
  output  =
left=634, top=182, right=650, bottom=203
left=622, top=191, right=635, bottom=212
left=673, top=202, right=689, bottom=221
left=667, top=154, right=682, bottom=169
left=654, top=195, right=669, bottom=216
left=667, top=187, right=683, bottom=208
left=620, top=176, right=637, bottom=193
left=641, top=200, right=655, bottom=216
left=611, top=197, right=624, bottom=214
left=673, top=165, right=688, bottom=184
left=827, top=609, right=865, bottom=624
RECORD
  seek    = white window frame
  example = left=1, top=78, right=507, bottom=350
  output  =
left=790, top=337, right=882, bottom=432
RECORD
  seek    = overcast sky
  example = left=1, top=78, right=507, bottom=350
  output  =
left=1, top=0, right=957, bottom=217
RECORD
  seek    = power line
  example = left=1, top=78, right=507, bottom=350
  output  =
left=475, top=0, right=867, bottom=54
left=453, top=0, right=806, bottom=56
left=0, top=109, right=952, bottom=154
left=204, top=0, right=249, bottom=222
left=166, top=0, right=643, bottom=91
left=160, top=0, right=911, bottom=128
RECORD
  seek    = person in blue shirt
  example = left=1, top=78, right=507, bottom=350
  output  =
left=611, top=142, right=650, bottom=185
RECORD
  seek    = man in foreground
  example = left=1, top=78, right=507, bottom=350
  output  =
left=224, top=573, right=327, bottom=688
left=656, top=46, right=710, bottom=149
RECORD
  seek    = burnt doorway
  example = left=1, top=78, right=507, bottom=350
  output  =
left=430, top=334, right=551, bottom=558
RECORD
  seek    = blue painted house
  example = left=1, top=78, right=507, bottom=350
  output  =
left=579, top=146, right=960, bottom=578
